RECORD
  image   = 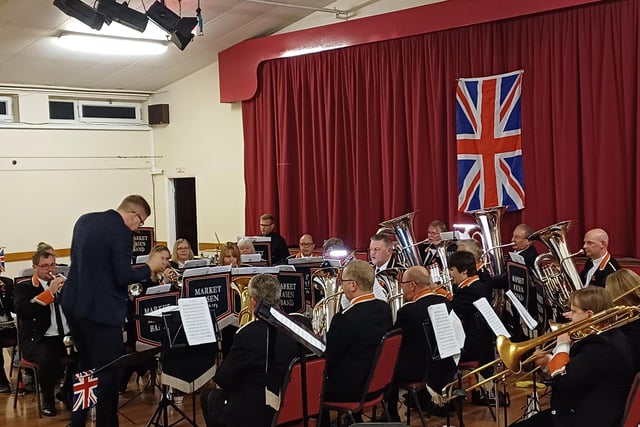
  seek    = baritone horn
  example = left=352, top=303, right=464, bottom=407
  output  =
left=311, top=267, right=343, bottom=339
left=529, top=220, right=584, bottom=310
left=231, top=276, right=254, bottom=326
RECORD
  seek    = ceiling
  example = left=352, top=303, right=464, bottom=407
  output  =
left=0, top=0, right=407, bottom=92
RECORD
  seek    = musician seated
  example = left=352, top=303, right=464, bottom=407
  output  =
left=510, top=287, right=635, bottom=427
left=170, top=238, right=195, bottom=269
left=200, top=274, right=300, bottom=427
left=386, top=266, right=457, bottom=422
left=321, top=260, right=393, bottom=425
left=0, top=274, right=15, bottom=393
left=605, top=269, right=640, bottom=371
left=421, top=220, right=458, bottom=268
left=449, top=251, right=494, bottom=378
left=237, top=238, right=256, bottom=255
left=14, top=248, right=75, bottom=416
left=580, top=228, right=620, bottom=287
left=295, top=233, right=315, bottom=258
left=218, top=242, right=240, bottom=267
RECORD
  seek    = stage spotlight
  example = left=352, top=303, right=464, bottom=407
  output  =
left=146, top=1, right=198, bottom=51
left=97, top=0, right=148, bottom=33
left=53, top=0, right=105, bottom=31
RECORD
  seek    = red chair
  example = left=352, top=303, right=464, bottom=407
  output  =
left=622, top=372, right=640, bottom=427
left=321, top=329, right=403, bottom=425
left=273, top=356, right=326, bottom=426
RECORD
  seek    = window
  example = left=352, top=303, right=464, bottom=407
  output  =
left=49, top=98, right=143, bottom=124
left=0, top=96, right=14, bottom=122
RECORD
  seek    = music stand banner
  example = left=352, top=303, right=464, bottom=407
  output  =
left=534, top=281, right=547, bottom=333
left=288, top=262, right=324, bottom=308
left=135, top=292, right=179, bottom=347
left=253, top=242, right=272, bottom=266
left=277, top=271, right=306, bottom=314
left=506, top=262, right=529, bottom=306
left=133, top=227, right=155, bottom=257
left=182, top=273, right=233, bottom=328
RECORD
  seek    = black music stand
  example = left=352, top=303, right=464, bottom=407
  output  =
left=255, top=301, right=326, bottom=427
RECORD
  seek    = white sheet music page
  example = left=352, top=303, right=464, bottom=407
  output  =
left=145, top=284, right=172, bottom=295
left=178, top=297, right=216, bottom=346
left=472, top=297, right=511, bottom=338
left=269, top=307, right=326, bottom=353
left=427, top=303, right=461, bottom=359
left=506, top=290, right=539, bottom=330
left=509, top=251, right=525, bottom=264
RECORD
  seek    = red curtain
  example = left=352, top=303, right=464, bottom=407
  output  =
left=242, top=0, right=640, bottom=257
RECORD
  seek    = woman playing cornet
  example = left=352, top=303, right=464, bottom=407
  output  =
left=510, top=287, right=635, bottom=427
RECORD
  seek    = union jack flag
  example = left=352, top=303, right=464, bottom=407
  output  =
left=456, top=70, right=525, bottom=212
left=0, top=247, right=5, bottom=273
left=73, top=370, right=98, bottom=411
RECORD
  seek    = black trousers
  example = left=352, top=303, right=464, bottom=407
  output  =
left=67, top=314, right=123, bottom=427
left=22, top=335, right=73, bottom=403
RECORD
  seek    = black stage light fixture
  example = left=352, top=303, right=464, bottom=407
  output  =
left=146, top=1, right=198, bottom=51
left=53, top=0, right=105, bottom=31
left=97, top=0, right=149, bottom=33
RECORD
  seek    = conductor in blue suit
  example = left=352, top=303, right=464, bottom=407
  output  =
left=62, top=195, right=164, bottom=427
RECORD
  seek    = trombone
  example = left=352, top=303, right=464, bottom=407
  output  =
left=441, top=304, right=640, bottom=400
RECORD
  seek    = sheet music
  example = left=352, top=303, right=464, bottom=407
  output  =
left=472, top=297, right=511, bottom=338
left=231, top=266, right=280, bottom=275
left=183, top=265, right=231, bottom=279
left=145, top=305, right=179, bottom=317
left=287, top=256, right=324, bottom=265
left=427, top=303, right=461, bottom=359
left=506, top=290, right=539, bottom=330
left=178, top=297, right=216, bottom=346
left=269, top=307, right=326, bottom=353
left=237, top=235, right=271, bottom=243
left=145, top=284, right=172, bottom=295
left=509, top=251, right=525, bottom=264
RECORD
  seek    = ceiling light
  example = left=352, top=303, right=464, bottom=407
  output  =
left=146, top=1, right=198, bottom=51
left=97, top=0, right=148, bottom=33
left=53, top=0, right=105, bottom=31
left=57, top=32, right=168, bottom=55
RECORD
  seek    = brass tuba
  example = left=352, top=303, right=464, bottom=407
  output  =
left=231, top=276, right=254, bottom=326
left=311, top=267, right=343, bottom=339
left=379, top=212, right=423, bottom=267
left=468, top=205, right=507, bottom=276
left=528, top=220, right=583, bottom=310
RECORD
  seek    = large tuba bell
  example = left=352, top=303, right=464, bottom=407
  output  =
left=231, top=276, right=254, bottom=326
left=468, top=206, right=507, bottom=276
left=311, top=267, right=343, bottom=339
left=379, top=212, right=423, bottom=267
left=528, top=220, right=584, bottom=310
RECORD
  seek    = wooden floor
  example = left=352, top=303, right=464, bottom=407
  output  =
left=1, top=351, right=550, bottom=426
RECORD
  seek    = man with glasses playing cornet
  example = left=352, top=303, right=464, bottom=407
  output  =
left=510, top=287, right=634, bottom=427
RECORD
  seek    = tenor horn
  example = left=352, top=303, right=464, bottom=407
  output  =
left=231, top=276, right=254, bottom=326
left=379, top=212, right=423, bottom=267
left=467, top=206, right=507, bottom=276
left=529, top=220, right=583, bottom=310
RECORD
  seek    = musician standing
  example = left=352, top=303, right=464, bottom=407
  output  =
left=61, top=195, right=164, bottom=427
left=510, top=287, right=634, bottom=427
left=321, top=260, right=392, bottom=425
left=14, top=248, right=74, bottom=416
left=259, top=213, right=289, bottom=265
left=579, top=228, right=620, bottom=287
left=385, top=266, right=458, bottom=422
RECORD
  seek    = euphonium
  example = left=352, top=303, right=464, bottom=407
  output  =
left=231, top=276, right=254, bottom=326
left=311, top=267, right=343, bottom=339
left=468, top=205, right=507, bottom=276
left=529, top=220, right=583, bottom=310
left=376, top=268, right=404, bottom=323
left=379, top=211, right=423, bottom=267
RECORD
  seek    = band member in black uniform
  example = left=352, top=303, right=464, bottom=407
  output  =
left=14, top=248, right=74, bottom=416
left=579, top=228, right=620, bottom=287
left=510, top=287, right=635, bottom=427
left=605, top=269, right=640, bottom=371
left=201, top=274, right=300, bottom=427
left=62, top=195, right=164, bottom=427
left=259, top=213, right=289, bottom=265
left=0, top=273, right=15, bottom=393
left=386, top=266, right=457, bottom=422
left=321, top=259, right=393, bottom=425
left=449, top=250, right=494, bottom=379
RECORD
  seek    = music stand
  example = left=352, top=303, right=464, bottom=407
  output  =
left=255, top=301, right=326, bottom=427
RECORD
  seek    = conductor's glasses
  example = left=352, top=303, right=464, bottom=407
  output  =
left=132, top=211, right=145, bottom=226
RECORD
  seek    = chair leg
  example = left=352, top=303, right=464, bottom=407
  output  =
left=410, top=390, right=427, bottom=427
left=13, top=367, right=21, bottom=409
left=8, top=346, right=16, bottom=378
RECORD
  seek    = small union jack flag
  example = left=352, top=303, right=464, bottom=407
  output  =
left=456, top=70, right=525, bottom=212
left=73, top=370, right=98, bottom=411
left=0, top=247, right=5, bottom=273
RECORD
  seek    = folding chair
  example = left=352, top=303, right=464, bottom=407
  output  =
left=321, top=329, right=403, bottom=425
left=622, top=372, right=640, bottom=427
left=272, top=356, right=326, bottom=426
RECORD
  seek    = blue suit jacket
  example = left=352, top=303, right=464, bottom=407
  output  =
left=61, top=209, right=151, bottom=327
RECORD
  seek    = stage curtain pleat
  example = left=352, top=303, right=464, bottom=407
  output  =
left=242, top=0, right=640, bottom=257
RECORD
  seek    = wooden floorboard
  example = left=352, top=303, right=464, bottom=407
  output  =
left=1, top=350, right=549, bottom=426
